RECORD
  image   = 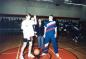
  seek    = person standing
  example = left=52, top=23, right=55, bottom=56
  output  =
left=43, top=15, right=61, bottom=59
left=35, top=19, right=44, bottom=48
left=20, top=13, right=37, bottom=59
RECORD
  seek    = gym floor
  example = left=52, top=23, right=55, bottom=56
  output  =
left=0, top=34, right=86, bottom=59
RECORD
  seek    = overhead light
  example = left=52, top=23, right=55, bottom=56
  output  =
left=42, top=0, right=53, bottom=2
left=65, top=2, right=86, bottom=6
left=64, top=0, right=72, bottom=3
left=36, top=0, right=53, bottom=2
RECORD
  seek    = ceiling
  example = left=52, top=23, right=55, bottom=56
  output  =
left=28, top=0, right=86, bottom=6
left=1, top=0, right=86, bottom=6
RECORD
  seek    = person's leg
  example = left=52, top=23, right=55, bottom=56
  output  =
left=51, top=37, right=58, bottom=54
left=42, top=35, right=50, bottom=55
left=51, top=37, right=61, bottom=59
left=38, top=36, right=41, bottom=48
left=60, top=31, right=62, bottom=40
left=74, top=31, right=79, bottom=43
left=28, top=37, right=34, bottom=58
left=41, top=36, right=44, bottom=49
left=20, top=39, right=27, bottom=59
left=38, top=36, right=44, bottom=48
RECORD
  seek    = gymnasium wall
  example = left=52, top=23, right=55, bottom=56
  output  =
left=80, top=6, right=86, bottom=21
left=0, top=0, right=82, bottom=18
left=80, top=6, right=86, bottom=35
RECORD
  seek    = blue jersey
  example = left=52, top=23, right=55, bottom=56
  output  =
left=44, top=20, right=57, bottom=33
left=43, top=20, right=58, bottom=53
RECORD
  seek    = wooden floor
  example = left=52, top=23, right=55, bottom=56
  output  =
left=0, top=34, right=86, bottom=59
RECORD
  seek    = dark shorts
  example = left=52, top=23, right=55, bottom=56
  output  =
left=23, top=38, right=31, bottom=42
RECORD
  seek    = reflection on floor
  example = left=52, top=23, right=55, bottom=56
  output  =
left=0, top=47, right=78, bottom=59
left=0, top=34, right=86, bottom=59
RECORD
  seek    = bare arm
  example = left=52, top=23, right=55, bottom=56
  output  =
left=55, top=27, right=57, bottom=38
left=21, top=21, right=24, bottom=30
left=43, top=26, right=47, bottom=38
left=34, top=15, right=37, bottom=25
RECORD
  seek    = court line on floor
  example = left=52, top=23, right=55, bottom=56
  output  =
left=1, top=48, right=65, bottom=55
left=49, top=48, right=60, bottom=59
left=16, top=40, right=22, bottom=59
left=1, top=52, right=17, bottom=54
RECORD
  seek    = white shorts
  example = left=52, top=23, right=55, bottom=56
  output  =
left=23, top=31, right=34, bottom=40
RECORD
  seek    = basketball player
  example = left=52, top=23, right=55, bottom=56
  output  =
left=35, top=19, right=44, bottom=48
left=20, top=13, right=37, bottom=59
left=43, top=15, right=61, bottom=59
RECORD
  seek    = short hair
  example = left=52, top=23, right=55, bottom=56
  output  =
left=27, top=13, right=31, bottom=16
left=26, top=13, right=33, bottom=19
left=50, top=15, right=53, bottom=17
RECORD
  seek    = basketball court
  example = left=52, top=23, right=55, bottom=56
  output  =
left=0, top=47, right=78, bottom=59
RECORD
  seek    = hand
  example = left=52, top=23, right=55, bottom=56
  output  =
left=34, top=32, right=37, bottom=37
left=34, top=15, right=36, bottom=19
left=43, top=34, right=45, bottom=38
left=35, top=34, right=38, bottom=37
left=54, top=33, right=57, bottom=38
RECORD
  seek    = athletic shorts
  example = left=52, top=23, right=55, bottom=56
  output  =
left=23, top=38, right=31, bottom=42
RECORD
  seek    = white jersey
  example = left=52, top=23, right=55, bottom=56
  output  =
left=21, top=19, right=35, bottom=39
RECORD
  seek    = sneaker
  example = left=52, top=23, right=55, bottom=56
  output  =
left=42, top=53, right=47, bottom=56
left=75, top=40, right=78, bottom=43
left=20, top=55, right=24, bottom=59
left=56, top=53, right=61, bottom=59
left=73, top=39, right=74, bottom=41
left=56, top=53, right=59, bottom=57
left=28, top=54, right=35, bottom=58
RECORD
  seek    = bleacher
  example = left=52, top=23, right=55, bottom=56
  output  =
left=0, top=14, right=25, bottom=34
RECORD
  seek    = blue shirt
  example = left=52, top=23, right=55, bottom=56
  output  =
left=44, top=20, right=56, bottom=33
